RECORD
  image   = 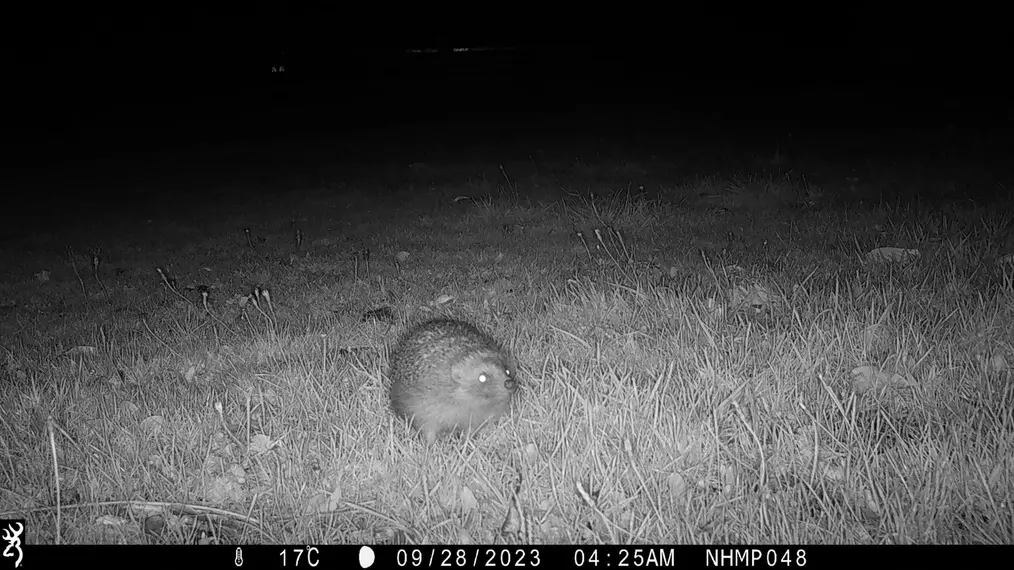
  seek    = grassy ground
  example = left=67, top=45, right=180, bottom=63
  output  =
left=1, top=143, right=1013, bottom=545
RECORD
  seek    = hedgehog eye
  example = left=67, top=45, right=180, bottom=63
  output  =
left=478, top=373, right=488, bottom=383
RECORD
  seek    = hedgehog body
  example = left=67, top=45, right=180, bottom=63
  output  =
left=388, top=318, right=518, bottom=443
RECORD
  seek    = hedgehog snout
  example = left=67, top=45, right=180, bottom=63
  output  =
left=503, top=368, right=517, bottom=391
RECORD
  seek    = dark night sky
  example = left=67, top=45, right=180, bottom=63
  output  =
left=0, top=6, right=1008, bottom=221
left=17, top=8, right=1010, bottom=91
left=4, top=8, right=1011, bottom=169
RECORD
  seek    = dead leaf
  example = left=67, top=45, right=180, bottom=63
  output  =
left=666, top=473, right=688, bottom=498
left=325, top=486, right=342, bottom=511
left=456, top=529, right=474, bottom=544
left=867, top=247, right=919, bottom=263
left=989, top=353, right=1008, bottom=373
left=206, top=466, right=247, bottom=505
left=460, top=485, right=478, bottom=514
left=728, top=282, right=780, bottom=315
left=851, top=366, right=916, bottom=394
left=987, top=462, right=1005, bottom=491
left=304, top=492, right=330, bottom=515
left=248, top=434, right=276, bottom=455
left=139, top=415, right=165, bottom=435
left=63, top=346, right=97, bottom=357
left=96, top=515, right=128, bottom=526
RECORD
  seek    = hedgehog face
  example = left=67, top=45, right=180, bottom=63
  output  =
left=477, top=365, right=515, bottom=388
left=453, top=353, right=518, bottom=404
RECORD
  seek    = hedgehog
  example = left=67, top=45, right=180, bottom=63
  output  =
left=388, top=317, right=519, bottom=443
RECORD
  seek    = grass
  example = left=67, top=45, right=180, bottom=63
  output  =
left=1, top=148, right=1012, bottom=545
